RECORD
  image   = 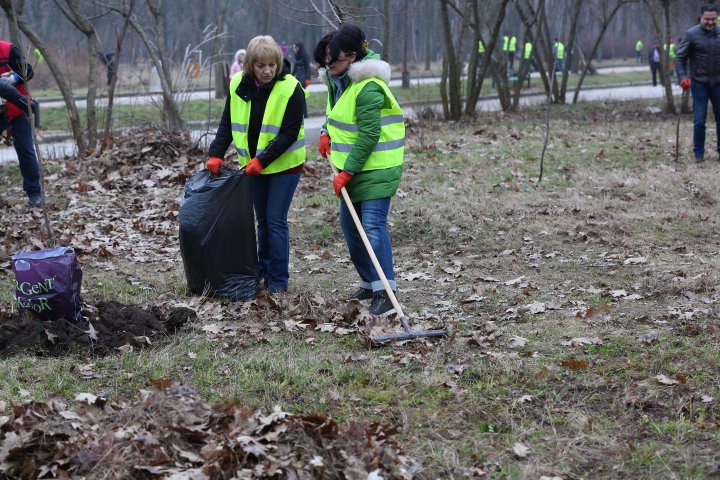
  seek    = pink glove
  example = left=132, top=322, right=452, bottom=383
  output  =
left=207, top=156, right=223, bottom=175
left=318, top=133, right=331, bottom=158
left=245, top=157, right=263, bottom=176
left=333, top=170, right=353, bottom=196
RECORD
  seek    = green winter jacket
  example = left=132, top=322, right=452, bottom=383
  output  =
left=323, top=49, right=403, bottom=202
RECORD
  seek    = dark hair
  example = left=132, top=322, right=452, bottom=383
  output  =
left=313, top=23, right=368, bottom=68
left=701, top=3, right=718, bottom=14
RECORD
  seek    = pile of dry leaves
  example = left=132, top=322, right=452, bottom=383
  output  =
left=0, top=382, right=419, bottom=479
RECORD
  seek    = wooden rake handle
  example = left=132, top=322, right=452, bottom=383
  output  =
left=326, top=155, right=405, bottom=319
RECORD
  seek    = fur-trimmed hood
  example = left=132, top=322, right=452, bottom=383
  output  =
left=319, top=49, right=392, bottom=85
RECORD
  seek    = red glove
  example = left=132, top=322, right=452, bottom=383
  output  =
left=318, top=133, right=331, bottom=158
left=245, top=157, right=263, bottom=176
left=680, top=78, right=691, bottom=91
left=207, top=156, right=223, bottom=175
left=305, top=79, right=311, bottom=87
left=333, top=170, right=353, bottom=196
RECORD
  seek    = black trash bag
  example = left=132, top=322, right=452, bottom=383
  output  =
left=179, top=167, right=259, bottom=301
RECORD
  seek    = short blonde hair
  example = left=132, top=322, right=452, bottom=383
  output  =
left=243, top=36, right=282, bottom=79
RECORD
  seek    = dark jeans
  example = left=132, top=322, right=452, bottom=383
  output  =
left=250, top=171, right=301, bottom=291
left=650, top=61, right=662, bottom=86
left=0, top=113, right=41, bottom=199
left=339, top=197, right=396, bottom=293
left=690, top=80, right=720, bottom=158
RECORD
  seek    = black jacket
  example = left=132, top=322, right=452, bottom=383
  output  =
left=676, top=25, right=720, bottom=85
left=209, top=65, right=304, bottom=169
left=292, top=51, right=311, bottom=84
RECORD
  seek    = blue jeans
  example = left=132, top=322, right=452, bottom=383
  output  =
left=250, top=171, right=301, bottom=291
left=691, top=81, right=720, bottom=158
left=0, top=114, right=41, bottom=198
left=339, top=197, right=396, bottom=292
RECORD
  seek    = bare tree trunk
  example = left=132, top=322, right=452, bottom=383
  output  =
left=573, top=1, right=632, bottom=104
left=511, top=0, right=544, bottom=109
left=104, top=0, right=133, bottom=139
left=644, top=0, right=675, bottom=113
left=518, top=0, right=552, bottom=98
left=438, top=0, right=461, bottom=119
left=464, top=0, right=510, bottom=117
left=558, top=0, right=583, bottom=104
left=0, top=0, right=87, bottom=152
left=54, top=0, right=99, bottom=150
left=213, top=0, right=231, bottom=99
left=110, top=0, right=185, bottom=130
left=382, top=0, right=391, bottom=61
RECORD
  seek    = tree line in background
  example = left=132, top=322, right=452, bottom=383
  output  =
left=0, top=0, right=705, bottom=152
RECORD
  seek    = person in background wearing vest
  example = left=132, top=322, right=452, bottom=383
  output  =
left=207, top=35, right=307, bottom=294
left=676, top=4, right=720, bottom=164
left=552, top=38, right=565, bottom=72
left=666, top=37, right=676, bottom=78
left=522, top=39, right=535, bottom=87
left=508, top=35, right=517, bottom=72
left=0, top=39, right=42, bottom=206
left=314, top=24, right=405, bottom=317
left=635, top=39, right=644, bottom=63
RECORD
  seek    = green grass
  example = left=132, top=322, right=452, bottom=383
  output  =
left=3, top=98, right=720, bottom=478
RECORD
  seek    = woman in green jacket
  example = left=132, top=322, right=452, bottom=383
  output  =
left=313, top=24, right=405, bottom=316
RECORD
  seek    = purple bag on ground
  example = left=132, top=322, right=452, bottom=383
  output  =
left=12, top=247, right=83, bottom=323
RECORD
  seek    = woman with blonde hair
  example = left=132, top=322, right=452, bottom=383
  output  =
left=207, top=35, right=308, bottom=294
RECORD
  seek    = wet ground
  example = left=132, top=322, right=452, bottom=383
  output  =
left=0, top=301, right=196, bottom=356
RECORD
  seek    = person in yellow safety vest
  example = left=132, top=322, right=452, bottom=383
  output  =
left=553, top=37, right=565, bottom=72
left=635, top=39, right=644, bottom=63
left=207, top=35, right=308, bottom=295
left=665, top=37, right=677, bottom=77
left=478, top=40, right=485, bottom=64
left=508, top=35, right=517, bottom=71
left=313, top=24, right=405, bottom=316
left=522, top=41, right=536, bottom=86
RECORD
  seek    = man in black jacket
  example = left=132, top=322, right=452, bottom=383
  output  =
left=676, top=4, right=720, bottom=163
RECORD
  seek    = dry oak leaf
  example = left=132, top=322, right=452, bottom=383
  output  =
left=561, top=337, right=603, bottom=347
left=512, top=442, right=530, bottom=458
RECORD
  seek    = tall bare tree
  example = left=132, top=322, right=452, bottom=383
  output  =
left=108, top=0, right=184, bottom=130
left=0, top=0, right=87, bottom=152
left=53, top=0, right=100, bottom=150
left=572, top=0, right=637, bottom=104
left=644, top=0, right=676, bottom=113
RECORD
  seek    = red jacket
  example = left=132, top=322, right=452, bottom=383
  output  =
left=0, top=40, right=30, bottom=121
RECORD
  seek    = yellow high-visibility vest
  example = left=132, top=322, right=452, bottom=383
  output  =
left=524, top=42, right=532, bottom=59
left=326, top=77, right=405, bottom=172
left=509, top=36, right=517, bottom=52
left=228, top=73, right=308, bottom=174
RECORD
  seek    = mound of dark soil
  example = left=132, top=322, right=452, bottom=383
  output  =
left=0, top=301, right=196, bottom=357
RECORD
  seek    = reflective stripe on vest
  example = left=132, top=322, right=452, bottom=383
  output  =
left=228, top=73, right=308, bottom=174
left=326, top=77, right=404, bottom=172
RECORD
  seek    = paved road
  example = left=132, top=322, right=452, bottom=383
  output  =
left=0, top=65, right=671, bottom=164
